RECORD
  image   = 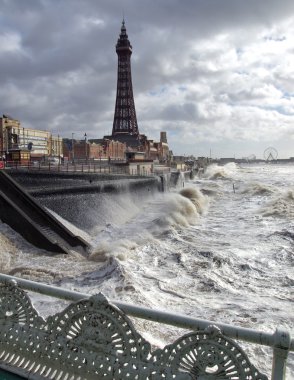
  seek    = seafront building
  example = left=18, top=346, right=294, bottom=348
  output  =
left=0, top=114, right=62, bottom=162
left=62, top=138, right=127, bottom=161
left=0, top=112, right=169, bottom=164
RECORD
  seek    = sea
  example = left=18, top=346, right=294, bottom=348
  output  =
left=0, top=162, right=293, bottom=378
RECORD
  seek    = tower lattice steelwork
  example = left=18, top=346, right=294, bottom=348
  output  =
left=112, top=20, right=139, bottom=140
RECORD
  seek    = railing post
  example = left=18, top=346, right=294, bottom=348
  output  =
left=271, top=328, right=291, bottom=380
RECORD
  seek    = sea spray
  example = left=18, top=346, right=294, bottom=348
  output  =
left=260, top=189, right=294, bottom=218
left=89, top=239, right=138, bottom=262
left=179, top=187, right=208, bottom=215
left=241, top=182, right=276, bottom=196
left=0, top=248, right=11, bottom=272
left=203, top=162, right=239, bottom=180
left=151, top=190, right=207, bottom=231
left=88, top=187, right=209, bottom=261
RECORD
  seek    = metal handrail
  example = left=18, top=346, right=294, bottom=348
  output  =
left=0, top=274, right=292, bottom=380
left=0, top=272, right=292, bottom=350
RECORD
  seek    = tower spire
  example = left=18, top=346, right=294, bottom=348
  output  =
left=112, top=20, right=139, bottom=138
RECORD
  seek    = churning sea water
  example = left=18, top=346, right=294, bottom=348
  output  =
left=0, top=163, right=293, bottom=378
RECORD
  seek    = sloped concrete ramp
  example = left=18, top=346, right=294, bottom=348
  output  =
left=0, top=170, right=89, bottom=254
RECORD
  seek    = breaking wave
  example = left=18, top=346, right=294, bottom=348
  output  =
left=179, top=187, right=208, bottom=215
left=260, top=190, right=294, bottom=218
left=151, top=187, right=208, bottom=230
left=203, top=163, right=238, bottom=180
left=89, top=239, right=138, bottom=262
left=241, top=182, right=276, bottom=196
left=88, top=187, right=209, bottom=262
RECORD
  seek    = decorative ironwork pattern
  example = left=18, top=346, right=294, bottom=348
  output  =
left=0, top=280, right=44, bottom=327
left=151, top=325, right=268, bottom=379
left=0, top=281, right=268, bottom=379
left=45, top=293, right=152, bottom=378
left=112, top=20, right=139, bottom=137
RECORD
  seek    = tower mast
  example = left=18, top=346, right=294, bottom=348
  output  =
left=112, top=20, right=139, bottom=138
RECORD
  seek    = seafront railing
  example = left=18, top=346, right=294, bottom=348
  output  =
left=4, top=160, right=173, bottom=176
left=0, top=273, right=292, bottom=379
left=5, top=160, right=155, bottom=176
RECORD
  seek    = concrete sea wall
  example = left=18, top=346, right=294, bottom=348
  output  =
left=8, top=170, right=194, bottom=231
left=9, top=171, right=161, bottom=194
left=8, top=171, right=162, bottom=230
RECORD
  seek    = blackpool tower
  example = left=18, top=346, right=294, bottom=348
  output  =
left=111, top=20, right=142, bottom=148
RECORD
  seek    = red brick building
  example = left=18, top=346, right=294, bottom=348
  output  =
left=63, top=138, right=126, bottom=161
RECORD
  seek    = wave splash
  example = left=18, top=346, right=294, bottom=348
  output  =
left=260, top=189, right=294, bottom=218
left=89, top=187, right=208, bottom=262
left=203, top=163, right=239, bottom=180
left=241, top=182, right=276, bottom=196
left=152, top=188, right=208, bottom=229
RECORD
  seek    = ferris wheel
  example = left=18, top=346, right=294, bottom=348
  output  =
left=263, top=147, right=278, bottom=161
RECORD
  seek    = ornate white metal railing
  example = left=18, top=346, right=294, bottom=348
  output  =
left=0, top=273, right=292, bottom=379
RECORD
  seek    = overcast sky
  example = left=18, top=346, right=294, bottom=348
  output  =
left=1, top=0, right=294, bottom=158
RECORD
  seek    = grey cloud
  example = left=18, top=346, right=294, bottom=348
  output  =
left=1, top=0, right=294, bottom=157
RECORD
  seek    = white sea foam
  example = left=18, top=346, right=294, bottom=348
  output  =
left=203, top=162, right=238, bottom=180
left=89, top=239, right=138, bottom=262
left=88, top=188, right=208, bottom=261
left=241, top=182, right=276, bottom=196
left=260, top=189, right=294, bottom=218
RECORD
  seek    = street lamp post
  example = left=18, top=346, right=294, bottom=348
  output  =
left=71, top=133, right=74, bottom=163
left=6, top=127, right=9, bottom=155
left=58, top=134, right=61, bottom=165
left=84, top=133, right=87, bottom=163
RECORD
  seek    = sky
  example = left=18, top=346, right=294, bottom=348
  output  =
left=1, top=0, right=294, bottom=159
